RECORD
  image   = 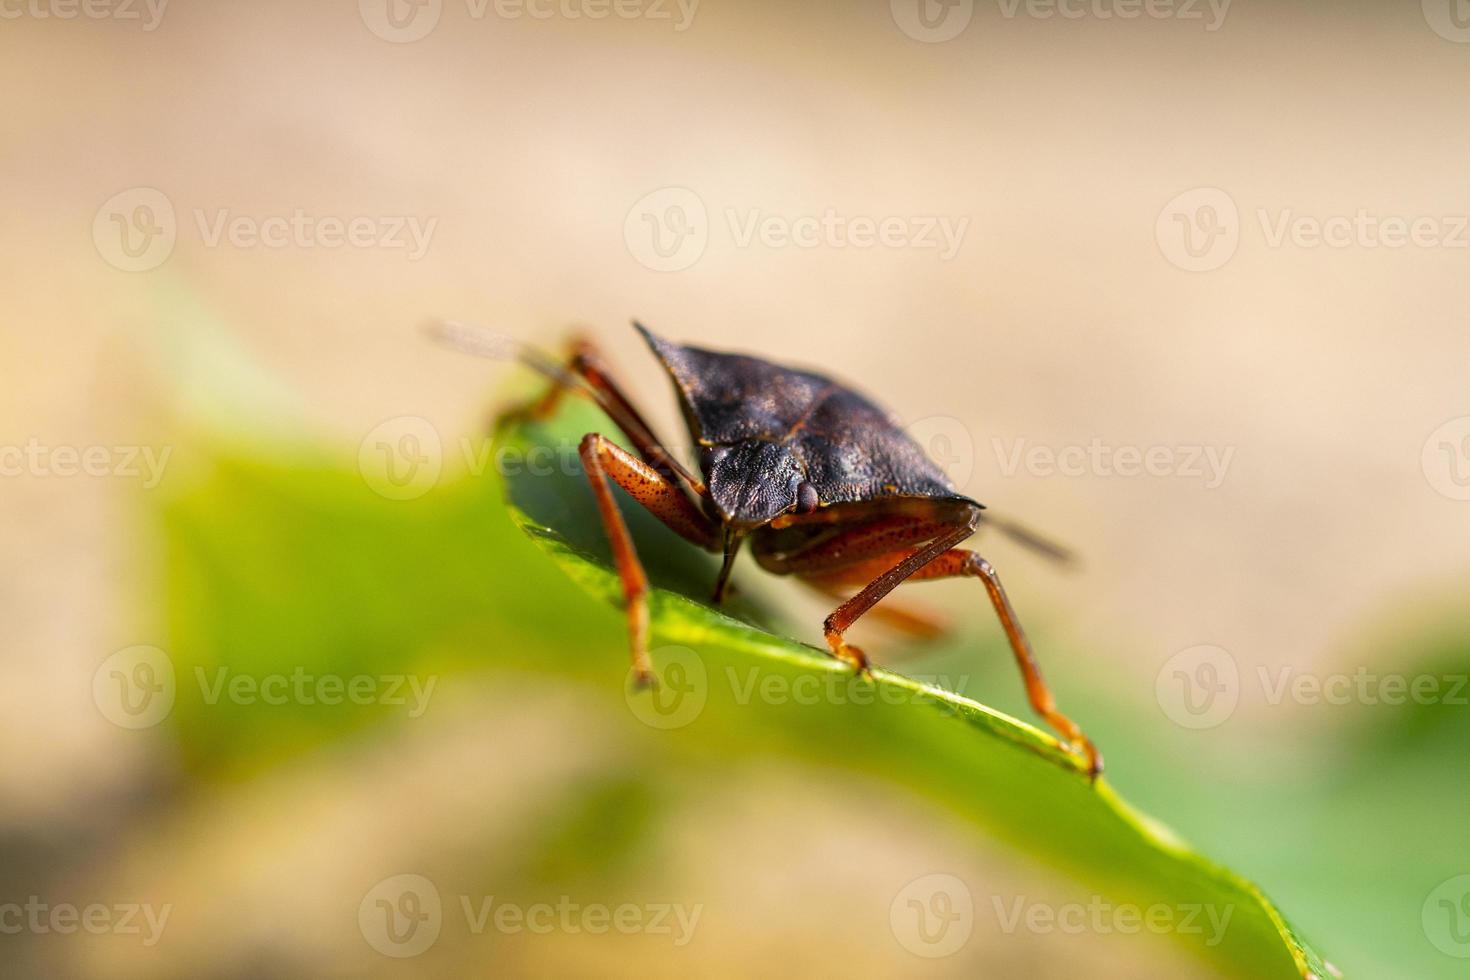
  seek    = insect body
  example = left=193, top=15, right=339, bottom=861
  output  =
left=435, top=321, right=1101, bottom=779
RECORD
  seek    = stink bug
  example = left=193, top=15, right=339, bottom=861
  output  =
left=431, top=321, right=1102, bottom=778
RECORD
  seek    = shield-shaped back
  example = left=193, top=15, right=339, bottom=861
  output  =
left=635, top=323, right=973, bottom=508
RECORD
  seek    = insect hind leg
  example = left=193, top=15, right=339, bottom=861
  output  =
left=803, top=538, right=1103, bottom=780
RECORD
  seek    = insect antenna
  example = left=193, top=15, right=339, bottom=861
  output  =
left=423, top=319, right=592, bottom=395
left=985, top=515, right=1078, bottom=568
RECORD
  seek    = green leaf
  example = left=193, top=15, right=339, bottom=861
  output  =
left=152, top=382, right=1338, bottom=978
left=496, top=402, right=1339, bottom=980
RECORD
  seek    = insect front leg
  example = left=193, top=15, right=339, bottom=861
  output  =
left=816, top=524, right=975, bottom=675
left=801, top=577, right=950, bottom=640
left=499, top=334, right=705, bottom=497
left=578, top=433, right=720, bottom=686
left=755, top=508, right=967, bottom=668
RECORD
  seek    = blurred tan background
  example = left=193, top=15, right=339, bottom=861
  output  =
left=2, top=0, right=1469, bottom=976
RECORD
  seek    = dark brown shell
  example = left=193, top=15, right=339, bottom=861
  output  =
left=634, top=323, right=980, bottom=513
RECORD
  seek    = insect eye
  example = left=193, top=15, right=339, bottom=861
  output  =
left=796, top=480, right=819, bottom=515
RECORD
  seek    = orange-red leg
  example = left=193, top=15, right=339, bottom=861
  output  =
left=801, top=578, right=949, bottom=640
left=960, top=552, right=1101, bottom=778
left=818, top=523, right=976, bottom=673
left=754, top=507, right=969, bottom=665
left=501, top=335, right=705, bottom=497
left=808, top=544, right=1102, bottom=779
left=758, top=515, right=950, bottom=574
left=578, top=433, right=719, bottom=685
